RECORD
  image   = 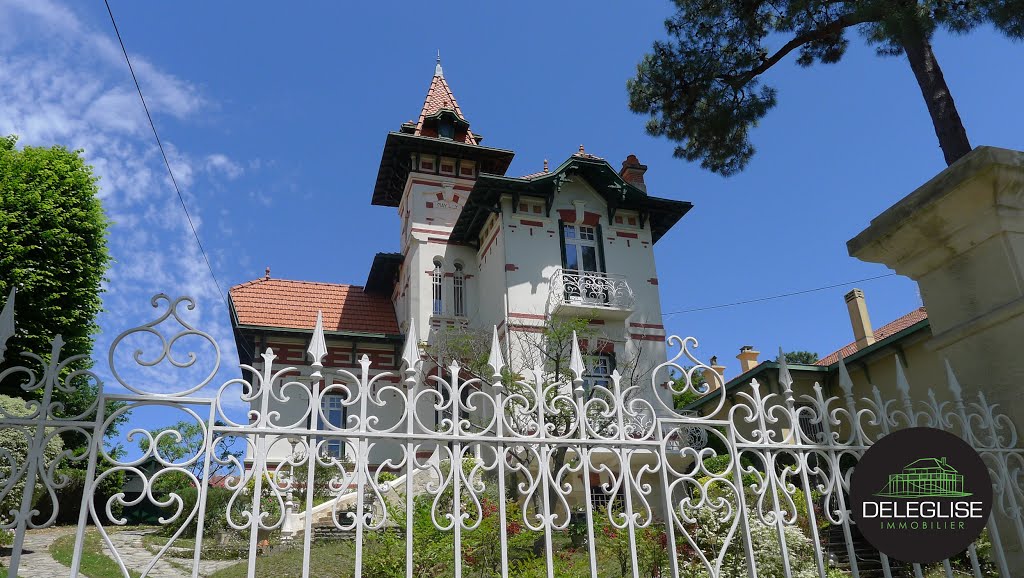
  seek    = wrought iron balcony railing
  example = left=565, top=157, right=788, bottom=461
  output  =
left=549, top=268, right=635, bottom=311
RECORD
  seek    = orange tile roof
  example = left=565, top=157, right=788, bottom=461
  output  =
left=230, top=278, right=400, bottom=335
left=517, top=170, right=549, bottom=180
left=815, top=307, right=928, bottom=366
left=415, top=72, right=478, bottom=145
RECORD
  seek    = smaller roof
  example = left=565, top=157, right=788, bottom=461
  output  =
left=230, top=278, right=400, bottom=336
left=414, top=59, right=478, bottom=145
left=904, top=457, right=956, bottom=473
left=449, top=153, right=691, bottom=245
left=364, top=252, right=403, bottom=295
left=815, top=307, right=928, bottom=366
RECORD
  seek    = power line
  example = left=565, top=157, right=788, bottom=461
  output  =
left=103, top=0, right=228, bottom=308
left=662, top=273, right=897, bottom=316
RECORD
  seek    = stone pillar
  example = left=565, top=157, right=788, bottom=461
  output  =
left=848, top=146, right=1024, bottom=567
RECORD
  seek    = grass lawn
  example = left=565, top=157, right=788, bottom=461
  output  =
left=140, top=532, right=249, bottom=561
left=209, top=541, right=355, bottom=578
left=50, top=529, right=141, bottom=578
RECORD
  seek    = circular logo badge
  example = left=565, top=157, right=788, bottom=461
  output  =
left=851, top=427, right=992, bottom=564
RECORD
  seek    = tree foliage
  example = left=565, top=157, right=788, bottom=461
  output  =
left=628, top=1, right=1024, bottom=174
left=0, top=135, right=121, bottom=456
left=0, top=394, right=63, bottom=521
left=784, top=350, right=820, bottom=365
left=139, top=419, right=243, bottom=481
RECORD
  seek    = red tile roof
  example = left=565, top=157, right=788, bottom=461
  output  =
left=517, top=170, right=549, bottom=180
left=415, top=72, right=478, bottom=145
left=230, top=278, right=400, bottom=335
left=815, top=307, right=928, bottom=366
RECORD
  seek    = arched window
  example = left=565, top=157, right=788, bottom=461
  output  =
left=453, top=263, right=465, bottom=317
left=432, top=258, right=443, bottom=315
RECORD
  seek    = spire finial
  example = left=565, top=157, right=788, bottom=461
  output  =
left=543, top=159, right=549, bottom=173
left=435, top=51, right=443, bottom=78
left=265, top=266, right=271, bottom=280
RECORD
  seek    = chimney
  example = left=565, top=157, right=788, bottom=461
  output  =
left=737, top=346, right=760, bottom=373
left=844, top=288, right=875, bottom=349
left=701, top=355, right=727, bottom=392
left=619, top=154, right=648, bottom=192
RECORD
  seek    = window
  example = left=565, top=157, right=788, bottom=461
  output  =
left=453, top=263, right=466, bottom=317
left=432, top=258, right=443, bottom=315
left=561, top=223, right=606, bottom=302
left=321, top=394, right=345, bottom=458
left=584, top=354, right=614, bottom=396
left=796, top=403, right=825, bottom=443
left=562, top=224, right=600, bottom=273
left=438, top=120, right=454, bottom=139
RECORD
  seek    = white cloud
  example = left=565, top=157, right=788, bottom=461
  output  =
left=0, top=1, right=247, bottom=423
left=205, top=153, right=244, bottom=179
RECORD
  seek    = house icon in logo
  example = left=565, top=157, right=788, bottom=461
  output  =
left=875, top=457, right=971, bottom=498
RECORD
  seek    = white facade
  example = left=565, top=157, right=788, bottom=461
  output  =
left=231, top=64, right=691, bottom=468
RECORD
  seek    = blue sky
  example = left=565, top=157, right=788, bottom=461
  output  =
left=1, top=1, right=1022, bottom=440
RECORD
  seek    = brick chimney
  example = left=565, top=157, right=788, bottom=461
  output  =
left=701, top=355, right=727, bottom=392
left=619, top=154, right=647, bottom=192
left=737, top=346, right=760, bottom=373
left=844, top=288, right=875, bottom=349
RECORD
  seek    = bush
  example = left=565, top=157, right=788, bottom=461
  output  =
left=678, top=503, right=819, bottom=578
left=157, top=481, right=240, bottom=539
left=0, top=394, right=63, bottom=522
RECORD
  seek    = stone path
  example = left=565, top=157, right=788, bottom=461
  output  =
left=1, top=526, right=242, bottom=578
left=100, top=529, right=239, bottom=577
left=0, top=525, right=75, bottom=578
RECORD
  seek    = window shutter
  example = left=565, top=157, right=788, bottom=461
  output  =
left=595, top=223, right=607, bottom=273
left=558, top=220, right=567, bottom=269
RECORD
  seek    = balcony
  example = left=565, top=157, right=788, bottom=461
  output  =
left=548, top=268, right=635, bottom=320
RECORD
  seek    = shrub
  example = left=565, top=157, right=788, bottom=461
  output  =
left=0, top=394, right=63, bottom=521
left=158, top=484, right=241, bottom=539
left=678, top=503, right=819, bottom=578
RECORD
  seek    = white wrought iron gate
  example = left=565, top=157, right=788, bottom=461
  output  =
left=0, top=293, right=1022, bottom=577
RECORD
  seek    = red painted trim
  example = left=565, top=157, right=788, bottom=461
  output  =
left=509, top=312, right=546, bottom=320
left=425, top=202, right=434, bottom=208
left=616, top=231, right=638, bottom=239
left=582, top=211, right=600, bottom=226
left=629, top=322, right=665, bottom=329
left=452, top=194, right=460, bottom=203
left=581, top=339, right=615, bottom=354
left=509, top=324, right=545, bottom=334
left=647, top=277, right=659, bottom=285
left=588, top=319, right=605, bottom=325
left=630, top=334, right=665, bottom=342
left=505, top=264, right=519, bottom=271
left=481, top=228, right=499, bottom=257
left=411, top=227, right=450, bottom=235
left=520, top=219, right=543, bottom=227
left=410, top=178, right=476, bottom=189
left=557, top=209, right=575, bottom=223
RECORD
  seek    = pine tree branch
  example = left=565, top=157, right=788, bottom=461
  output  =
left=720, top=9, right=880, bottom=89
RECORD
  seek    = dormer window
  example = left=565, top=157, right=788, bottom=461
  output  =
left=438, top=119, right=455, bottom=139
